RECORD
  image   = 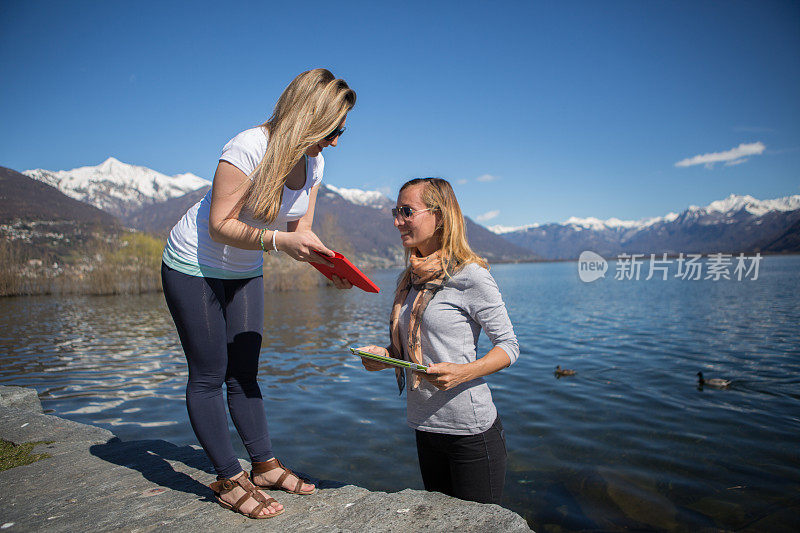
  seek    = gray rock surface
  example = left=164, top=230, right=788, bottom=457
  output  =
left=0, top=385, right=532, bottom=532
left=0, top=385, right=43, bottom=414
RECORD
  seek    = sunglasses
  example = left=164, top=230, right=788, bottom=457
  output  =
left=324, top=125, right=346, bottom=141
left=391, top=206, right=434, bottom=220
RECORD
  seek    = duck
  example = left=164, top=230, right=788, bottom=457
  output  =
left=555, top=365, right=576, bottom=378
left=697, top=371, right=731, bottom=389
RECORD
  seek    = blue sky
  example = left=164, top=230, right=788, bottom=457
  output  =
left=1, top=1, right=798, bottom=227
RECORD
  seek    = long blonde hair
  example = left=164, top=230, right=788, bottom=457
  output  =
left=245, top=68, right=356, bottom=223
left=400, top=177, right=488, bottom=279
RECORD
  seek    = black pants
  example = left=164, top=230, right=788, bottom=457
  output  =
left=161, top=263, right=273, bottom=479
left=415, top=417, right=507, bottom=505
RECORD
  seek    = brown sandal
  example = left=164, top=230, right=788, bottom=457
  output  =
left=209, top=473, right=284, bottom=519
left=250, top=458, right=317, bottom=495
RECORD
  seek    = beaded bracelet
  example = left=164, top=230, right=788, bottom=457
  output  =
left=259, top=228, right=267, bottom=252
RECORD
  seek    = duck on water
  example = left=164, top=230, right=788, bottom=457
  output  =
left=555, top=366, right=576, bottom=378
left=697, top=371, right=731, bottom=389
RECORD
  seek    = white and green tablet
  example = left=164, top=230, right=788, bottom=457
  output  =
left=349, top=347, right=429, bottom=373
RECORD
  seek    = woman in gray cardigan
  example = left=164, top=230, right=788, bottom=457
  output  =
left=359, top=177, right=519, bottom=505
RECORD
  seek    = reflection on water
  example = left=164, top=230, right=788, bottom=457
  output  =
left=2, top=257, right=800, bottom=532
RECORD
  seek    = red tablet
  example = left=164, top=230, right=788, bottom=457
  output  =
left=309, top=250, right=380, bottom=293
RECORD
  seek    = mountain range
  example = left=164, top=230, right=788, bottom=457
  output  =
left=16, top=158, right=800, bottom=262
left=1, top=166, right=117, bottom=225
left=24, top=157, right=208, bottom=219
left=18, top=159, right=538, bottom=265
left=490, top=194, right=800, bottom=260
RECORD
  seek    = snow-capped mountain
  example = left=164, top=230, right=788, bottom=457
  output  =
left=490, top=223, right=541, bottom=234
left=688, top=194, right=800, bottom=217
left=324, top=184, right=393, bottom=209
left=562, top=213, right=680, bottom=231
left=24, top=157, right=209, bottom=218
left=492, top=194, right=800, bottom=236
left=491, top=211, right=683, bottom=234
left=493, top=194, right=800, bottom=259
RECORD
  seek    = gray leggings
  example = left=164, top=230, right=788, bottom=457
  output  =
left=161, top=263, right=273, bottom=479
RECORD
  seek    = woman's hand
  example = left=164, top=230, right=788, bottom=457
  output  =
left=330, top=275, right=353, bottom=290
left=420, top=362, right=475, bottom=391
left=358, top=345, right=394, bottom=371
left=275, top=229, right=334, bottom=265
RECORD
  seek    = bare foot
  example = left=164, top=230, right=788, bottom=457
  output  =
left=252, top=459, right=316, bottom=494
left=217, top=471, right=283, bottom=517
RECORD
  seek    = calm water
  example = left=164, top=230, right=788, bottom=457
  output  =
left=2, top=256, right=799, bottom=532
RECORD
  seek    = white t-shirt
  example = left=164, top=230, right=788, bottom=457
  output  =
left=162, top=127, right=324, bottom=278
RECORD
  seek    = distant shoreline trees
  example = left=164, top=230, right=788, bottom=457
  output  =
left=0, top=214, right=360, bottom=297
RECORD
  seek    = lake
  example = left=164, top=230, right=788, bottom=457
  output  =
left=1, top=255, right=799, bottom=531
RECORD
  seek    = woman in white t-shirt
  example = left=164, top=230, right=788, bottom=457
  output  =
left=161, top=69, right=355, bottom=520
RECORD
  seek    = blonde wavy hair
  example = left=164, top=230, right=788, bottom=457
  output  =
left=244, top=68, right=356, bottom=223
left=399, top=177, right=488, bottom=279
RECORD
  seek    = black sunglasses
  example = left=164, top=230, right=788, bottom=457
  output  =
left=324, top=126, right=346, bottom=141
left=391, top=206, right=434, bottom=219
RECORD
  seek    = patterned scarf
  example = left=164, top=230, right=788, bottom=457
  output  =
left=388, top=250, right=452, bottom=393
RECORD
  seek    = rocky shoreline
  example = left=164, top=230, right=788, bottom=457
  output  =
left=0, top=385, right=532, bottom=532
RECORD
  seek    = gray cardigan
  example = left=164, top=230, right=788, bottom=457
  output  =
left=398, top=262, right=519, bottom=435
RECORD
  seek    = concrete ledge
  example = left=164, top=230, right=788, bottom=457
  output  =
left=0, top=385, right=43, bottom=414
left=0, top=386, right=532, bottom=532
